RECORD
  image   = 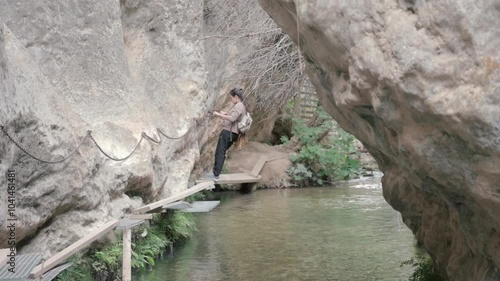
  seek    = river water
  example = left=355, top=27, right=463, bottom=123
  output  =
left=135, top=174, right=418, bottom=281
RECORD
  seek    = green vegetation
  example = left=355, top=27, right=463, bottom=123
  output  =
left=92, top=240, right=123, bottom=279
left=401, top=256, right=446, bottom=281
left=186, top=192, right=207, bottom=203
left=56, top=211, right=197, bottom=281
left=55, top=255, right=93, bottom=281
left=281, top=106, right=360, bottom=186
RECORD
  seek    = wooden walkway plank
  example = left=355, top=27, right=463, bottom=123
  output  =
left=183, top=201, right=220, bottom=213
left=250, top=155, right=268, bottom=177
left=219, top=173, right=260, bottom=184
left=30, top=219, right=120, bottom=279
left=196, top=173, right=261, bottom=185
left=134, top=181, right=214, bottom=214
left=163, top=201, right=193, bottom=210
left=124, top=214, right=153, bottom=220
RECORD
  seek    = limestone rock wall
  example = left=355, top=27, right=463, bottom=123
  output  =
left=259, top=0, right=500, bottom=280
left=0, top=0, right=211, bottom=257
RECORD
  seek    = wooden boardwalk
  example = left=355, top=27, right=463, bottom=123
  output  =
left=196, top=173, right=261, bottom=184
left=0, top=155, right=274, bottom=281
left=196, top=155, right=268, bottom=185
left=29, top=220, right=120, bottom=279
left=295, top=80, right=319, bottom=121
left=0, top=182, right=216, bottom=281
left=134, top=181, right=215, bottom=214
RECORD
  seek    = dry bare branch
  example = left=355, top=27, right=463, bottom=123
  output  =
left=202, top=0, right=315, bottom=120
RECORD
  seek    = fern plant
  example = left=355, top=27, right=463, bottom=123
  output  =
left=56, top=211, right=197, bottom=279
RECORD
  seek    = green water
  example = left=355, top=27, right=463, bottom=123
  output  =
left=135, top=175, right=418, bottom=281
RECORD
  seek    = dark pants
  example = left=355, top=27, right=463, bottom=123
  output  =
left=213, top=129, right=238, bottom=176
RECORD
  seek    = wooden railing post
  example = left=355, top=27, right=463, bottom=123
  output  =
left=122, top=228, right=132, bottom=281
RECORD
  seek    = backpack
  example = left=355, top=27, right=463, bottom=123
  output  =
left=237, top=112, right=252, bottom=134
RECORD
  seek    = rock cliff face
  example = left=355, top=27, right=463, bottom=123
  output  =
left=0, top=0, right=214, bottom=257
left=259, top=0, right=500, bottom=280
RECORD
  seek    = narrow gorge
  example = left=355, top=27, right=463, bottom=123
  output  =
left=0, top=0, right=499, bottom=280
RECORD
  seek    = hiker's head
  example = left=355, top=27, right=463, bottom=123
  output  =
left=229, top=88, right=244, bottom=104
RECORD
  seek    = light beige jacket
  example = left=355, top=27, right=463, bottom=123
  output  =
left=222, top=102, right=246, bottom=134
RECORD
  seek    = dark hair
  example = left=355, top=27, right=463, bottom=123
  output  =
left=229, top=88, right=244, bottom=100
left=229, top=88, right=251, bottom=112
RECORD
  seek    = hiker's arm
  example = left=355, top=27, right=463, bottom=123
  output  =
left=213, top=111, right=238, bottom=122
left=213, top=111, right=228, bottom=119
left=214, top=105, right=242, bottom=122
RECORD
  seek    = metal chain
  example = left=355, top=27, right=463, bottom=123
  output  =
left=141, top=132, right=162, bottom=144
left=0, top=125, right=90, bottom=164
left=157, top=126, right=190, bottom=140
left=142, top=120, right=196, bottom=143
left=1, top=117, right=211, bottom=164
left=88, top=131, right=145, bottom=162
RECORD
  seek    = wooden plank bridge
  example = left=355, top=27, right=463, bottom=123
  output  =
left=0, top=155, right=273, bottom=281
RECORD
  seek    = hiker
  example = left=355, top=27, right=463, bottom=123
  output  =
left=205, top=88, right=247, bottom=181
